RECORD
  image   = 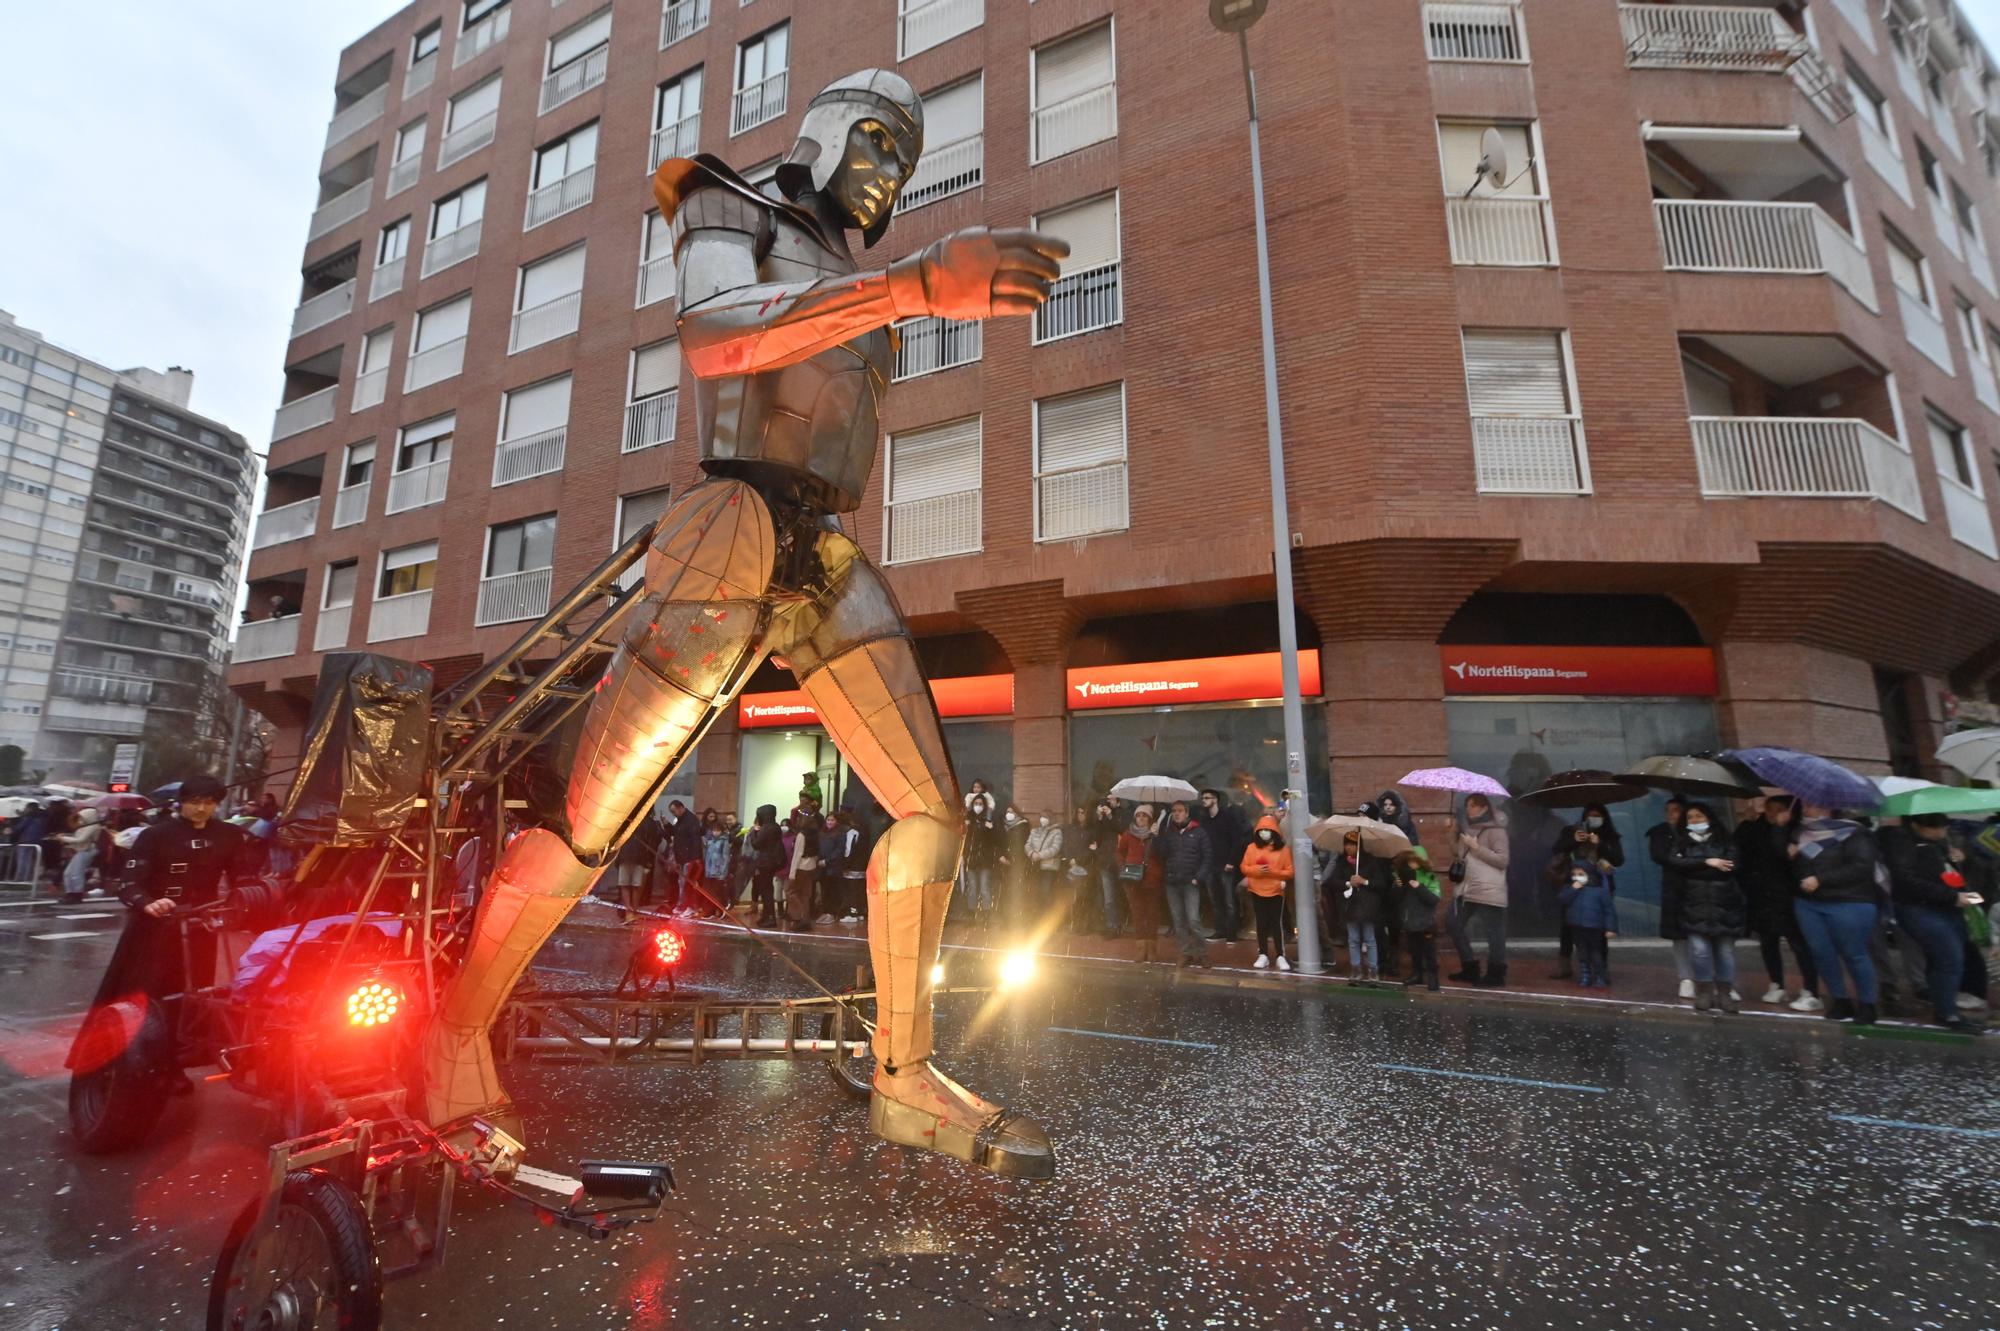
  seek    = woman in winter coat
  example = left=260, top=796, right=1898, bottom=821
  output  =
left=58, top=807, right=105, bottom=904
left=1238, top=814, right=1294, bottom=970
left=699, top=813, right=736, bottom=919
left=1393, top=847, right=1444, bottom=990
left=1550, top=802, right=1624, bottom=980
left=962, top=795, right=1005, bottom=924
left=1734, top=795, right=1821, bottom=1010
left=1024, top=812, right=1065, bottom=922
left=1323, top=831, right=1392, bottom=979
left=1445, top=794, right=1512, bottom=987
left=1645, top=798, right=1693, bottom=997
left=1060, top=805, right=1099, bottom=933
left=745, top=805, right=784, bottom=928
left=784, top=813, right=822, bottom=932
left=1789, top=801, right=1886, bottom=1024
left=1664, top=803, right=1747, bottom=1014
left=1114, top=805, right=1167, bottom=963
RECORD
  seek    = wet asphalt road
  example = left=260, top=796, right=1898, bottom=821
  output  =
left=1, top=898, right=1997, bottom=1330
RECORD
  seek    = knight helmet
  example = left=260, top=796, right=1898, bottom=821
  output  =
left=775, top=69, right=924, bottom=248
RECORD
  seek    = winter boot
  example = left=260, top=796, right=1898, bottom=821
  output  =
left=1553, top=956, right=1573, bottom=980
left=1854, top=1002, right=1878, bottom=1026
left=1827, top=997, right=1856, bottom=1022
left=1473, top=964, right=1507, bottom=988
left=1716, top=984, right=1740, bottom=1015
left=1693, top=981, right=1715, bottom=1013
left=1449, top=960, right=1482, bottom=984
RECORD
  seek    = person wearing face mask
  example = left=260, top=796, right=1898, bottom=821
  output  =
left=1024, top=811, right=1064, bottom=923
left=1115, top=805, right=1167, bottom=963
left=1735, top=795, right=1821, bottom=1011
left=1445, top=793, right=1511, bottom=987
left=1322, top=830, right=1390, bottom=979
left=1664, top=803, right=1747, bottom=1014
left=999, top=804, right=1030, bottom=921
left=1646, top=797, right=1695, bottom=998
left=1159, top=801, right=1214, bottom=968
left=962, top=795, right=1003, bottom=926
left=1548, top=803, right=1624, bottom=980
left=1788, top=800, right=1885, bottom=1024
left=1393, top=847, right=1444, bottom=990
left=1556, top=861, right=1617, bottom=989
left=1239, top=814, right=1294, bottom=969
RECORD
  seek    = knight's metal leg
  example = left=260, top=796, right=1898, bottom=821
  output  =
left=780, top=535, right=1054, bottom=1179
left=422, top=480, right=775, bottom=1128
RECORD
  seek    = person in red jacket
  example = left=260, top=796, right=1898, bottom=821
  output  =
left=1238, top=814, right=1294, bottom=970
left=1114, top=806, right=1166, bottom=964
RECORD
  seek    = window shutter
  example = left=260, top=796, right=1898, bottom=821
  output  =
left=403, top=414, right=455, bottom=450
left=416, top=296, right=471, bottom=350
left=520, top=246, right=586, bottom=307
left=1462, top=331, right=1571, bottom=415
left=1039, top=194, right=1119, bottom=273
left=347, top=441, right=376, bottom=467
left=1885, top=235, right=1924, bottom=299
left=550, top=7, right=611, bottom=68
left=360, top=331, right=393, bottom=373
left=925, top=78, right=983, bottom=145
left=890, top=418, right=981, bottom=503
left=450, top=76, right=501, bottom=129
left=503, top=375, right=571, bottom=439
left=632, top=341, right=681, bottom=398
left=325, top=563, right=359, bottom=607
left=396, top=119, right=427, bottom=161
left=1036, top=25, right=1112, bottom=107
left=659, top=68, right=702, bottom=124
left=643, top=211, right=669, bottom=260
left=386, top=541, right=438, bottom=570
left=1038, top=384, right=1126, bottom=471
left=620, top=488, right=674, bottom=543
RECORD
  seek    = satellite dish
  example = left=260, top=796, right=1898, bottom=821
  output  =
left=1476, top=127, right=1508, bottom=191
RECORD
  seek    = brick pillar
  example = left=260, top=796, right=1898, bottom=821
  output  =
left=956, top=581, right=1082, bottom=817
left=1319, top=639, right=1454, bottom=843
left=694, top=709, right=741, bottom=814
left=1713, top=641, right=1890, bottom=773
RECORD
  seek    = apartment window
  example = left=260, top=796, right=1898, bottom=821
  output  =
left=379, top=218, right=410, bottom=264
left=440, top=76, right=502, bottom=166
left=379, top=541, right=437, bottom=598
left=1952, top=184, right=1990, bottom=255
left=1460, top=329, right=1590, bottom=494
left=1847, top=65, right=1896, bottom=143
left=1031, top=21, right=1116, bottom=164
left=1032, top=192, right=1121, bottom=343
left=1437, top=120, right=1552, bottom=266
left=431, top=179, right=485, bottom=239
left=651, top=68, right=704, bottom=170
left=511, top=245, right=587, bottom=353
left=398, top=414, right=454, bottom=470
left=1423, top=0, right=1527, bottom=62
left=526, top=122, right=599, bottom=228
left=413, top=22, right=441, bottom=62
left=464, top=0, right=507, bottom=27
left=1917, top=140, right=1943, bottom=199
left=615, top=488, right=673, bottom=588
left=480, top=514, right=557, bottom=624
left=899, top=0, right=983, bottom=60
left=1884, top=225, right=1935, bottom=310
left=324, top=561, right=358, bottom=610
left=637, top=211, right=674, bottom=307
left=1929, top=408, right=1975, bottom=488
left=886, top=417, right=981, bottom=564
left=1033, top=383, right=1128, bottom=541
left=624, top=340, right=681, bottom=451
left=389, top=118, right=426, bottom=195
left=897, top=75, right=981, bottom=213
left=494, top=374, right=571, bottom=484
left=543, top=7, right=612, bottom=114
left=662, top=0, right=710, bottom=48
left=731, top=23, right=789, bottom=134
left=353, top=328, right=393, bottom=412
left=406, top=293, right=470, bottom=390
left=341, top=441, right=375, bottom=489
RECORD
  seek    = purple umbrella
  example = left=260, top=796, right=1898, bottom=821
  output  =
left=1721, top=747, right=1880, bottom=811
left=1397, top=767, right=1510, bottom=799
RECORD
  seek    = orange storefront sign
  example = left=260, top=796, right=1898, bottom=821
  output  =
left=1065, top=650, right=1323, bottom=710
left=737, top=673, right=1016, bottom=729
left=1439, top=645, right=1718, bottom=696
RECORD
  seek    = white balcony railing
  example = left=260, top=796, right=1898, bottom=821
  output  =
left=1692, top=416, right=1923, bottom=517
left=1972, top=355, right=2000, bottom=416
left=1654, top=200, right=1877, bottom=310
left=290, top=280, right=355, bottom=339
left=313, top=603, right=353, bottom=652
left=370, top=253, right=405, bottom=302
left=1897, top=288, right=1954, bottom=372
left=476, top=567, right=554, bottom=625
left=421, top=219, right=481, bottom=277
left=270, top=387, right=336, bottom=442
left=623, top=391, right=678, bottom=451
left=1969, top=241, right=1997, bottom=297
left=511, top=292, right=582, bottom=353
left=1444, top=195, right=1555, bottom=266
left=405, top=52, right=437, bottom=96
left=540, top=45, right=608, bottom=115
left=732, top=71, right=788, bottom=135
left=385, top=459, right=451, bottom=513
left=649, top=114, right=701, bottom=171
left=1032, top=83, right=1116, bottom=164
left=1037, top=462, right=1128, bottom=541
left=1941, top=474, right=1998, bottom=557
left=438, top=109, right=498, bottom=169
left=56, top=670, right=153, bottom=705
left=325, top=84, right=389, bottom=151
left=899, top=0, right=982, bottom=60
left=1422, top=1, right=1527, bottom=62
left=453, top=5, right=509, bottom=67
left=1033, top=262, right=1121, bottom=343
left=367, top=589, right=432, bottom=642
left=1471, top=417, right=1590, bottom=494
left=43, top=698, right=149, bottom=736
left=307, top=180, right=372, bottom=242
left=1618, top=4, right=1800, bottom=70
left=388, top=154, right=422, bottom=197
left=493, top=426, right=566, bottom=484
left=887, top=488, right=981, bottom=564
left=660, top=0, right=710, bottom=49
left=1928, top=190, right=1965, bottom=259
left=352, top=366, right=388, bottom=413
left=252, top=496, right=321, bottom=550
left=636, top=254, right=674, bottom=308
left=893, top=316, right=980, bottom=381
left=524, top=165, right=596, bottom=229
left=896, top=133, right=982, bottom=213
left=1857, top=114, right=1912, bottom=206
left=234, top=617, right=301, bottom=664
left=332, top=481, right=371, bottom=528
left=403, top=336, right=465, bottom=392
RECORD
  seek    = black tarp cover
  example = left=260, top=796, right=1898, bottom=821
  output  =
left=280, top=653, right=433, bottom=845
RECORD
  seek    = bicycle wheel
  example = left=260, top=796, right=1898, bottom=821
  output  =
left=68, top=1002, right=171, bottom=1154
left=207, top=1169, right=382, bottom=1331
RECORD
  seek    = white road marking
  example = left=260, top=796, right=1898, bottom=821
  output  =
left=1376, top=1062, right=1609, bottom=1094
left=57, top=913, right=119, bottom=921
left=1047, top=1026, right=1220, bottom=1051
left=29, top=931, right=101, bottom=941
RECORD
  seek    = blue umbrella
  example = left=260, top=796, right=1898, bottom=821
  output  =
left=1721, top=747, right=1881, bottom=811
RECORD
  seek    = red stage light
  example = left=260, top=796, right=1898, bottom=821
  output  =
left=651, top=928, right=685, bottom=968
left=345, top=980, right=403, bottom=1027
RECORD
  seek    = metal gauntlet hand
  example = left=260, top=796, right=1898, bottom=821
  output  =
left=887, top=227, right=1070, bottom=321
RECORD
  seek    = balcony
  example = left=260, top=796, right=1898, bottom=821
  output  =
left=660, top=0, right=710, bottom=49
left=896, top=133, right=981, bottom=214
left=1941, top=473, right=1998, bottom=557
left=649, top=114, right=700, bottom=172
left=453, top=5, right=509, bottom=67
left=1692, top=416, right=1922, bottom=517
left=438, top=110, right=497, bottom=169
left=732, top=71, right=788, bottom=136
left=1037, top=462, right=1128, bottom=541
left=1445, top=195, right=1555, bottom=266
left=541, top=45, right=608, bottom=115
left=325, top=83, right=388, bottom=151
left=43, top=697, right=149, bottom=737
left=403, top=336, right=465, bottom=393
left=353, top=365, right=388, bottom=413
left=1927, top=189, right=1965, bottom=260
left=887, top=488, right=980, bottom=565
left=1032, top=82, right=1116, bottom=164
left=509, top=291, right=582, bottom=354
left=271, top=386, right=337, bottom=442
left=1973, top=354, right=1999, bottom=416
left=251, top=496, right=321, bottom=550
left=1422, top=1, right=1526, bottom=62
left=1856, top=114, right=1912, bottom=206
left=388, top=153, right=423, bottom=197
left=234, top=616, right=301, bottom=664
left=290, top=280, right=356, bottom=339
left=1897, top=288, right=1954, bottom=373
left=899, top=0, right=982, bottom=60
left=313, top=603, right=353, bottom=652
left=1618, top=4, right=1799, bottom=71
left=332, top=481, right=371, bottom=528
left=370, top=253, right=406, bottom=301
left=623, top=391, right=678, bottom=452
left=307, top=180, right=372, bottom=242
left=385, top=459, right=451, bottom=513
left=1654, top=200, right=1877, bottom=310
left=406, top=51, right=437, bottom=96
left=421, top=220, right=481, bottom=278
left=1033, top=262, right=1121, bottom=344
left=475, top=567, right=553, bottom=625
left=893, top=317, right=980, bottom=381
left=367, top=589, right=432, bottom=642
left=524, top=165, right=595, bottom=230
left=636, top=254, right=674, bottom=308
left=55, top=670, right=154, bottom=705
left=1471, top=417, right=1590, bottom=494
left=1969, top=241, right=1997, bottom=298
left=493, top=426, right=566, bottom=484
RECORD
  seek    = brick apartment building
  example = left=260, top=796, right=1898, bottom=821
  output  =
left=232, top=0, right=2000, bottom=932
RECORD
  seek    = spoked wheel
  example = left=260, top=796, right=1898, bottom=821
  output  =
left=68, top=1002, right=171, bottom=1154
left=208, top=1170, right=382, bottom=1331
left=819, top=1000, right=875, bottom=1101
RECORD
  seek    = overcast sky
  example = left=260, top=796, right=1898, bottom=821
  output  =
left=1, top=1, right=1998, bottom=456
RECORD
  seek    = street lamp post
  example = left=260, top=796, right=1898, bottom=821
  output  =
left=1209, top=0, right=1320, bottom=973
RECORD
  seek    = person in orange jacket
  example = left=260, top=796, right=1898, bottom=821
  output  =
left=1239, top=814, right=1294, bottom=971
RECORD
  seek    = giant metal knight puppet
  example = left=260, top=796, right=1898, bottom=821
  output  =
left=419, top=70, right=1069, bottom=1179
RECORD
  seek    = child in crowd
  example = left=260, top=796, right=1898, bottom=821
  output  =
left=1392, top=847, right=1443, bottom=991
left=1558, top=861, right=1617, bottom=989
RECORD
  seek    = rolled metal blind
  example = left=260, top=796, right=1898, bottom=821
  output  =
left=449, top=75, right=501, bottom=129
left=889, top=417, right=981, bottom=503
left=926, top=76, right=983, bottom=144
left=620, top=487, right=673, bottom=542
left=1038, top=383, right=1125, bottom=470
left=549, top=7, right=611, bottom=68
left=1461, top=330, right=1570, bottom=414
left=632, top=340, right=681, bottom=398
left=1039, top=193, right=1119, bottom=273
left=1035, top=24, right=1112, bottom=106
left=502, top=375, right=571, bottom=439
left=415, top=296, right=470, bottom=349
left=385, top=540, right=438, bottom=570
left=520, top=244, right=586, bottom=306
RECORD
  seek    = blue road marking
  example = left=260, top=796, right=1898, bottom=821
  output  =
left=1048, top=1027, right=1220, bottom=1051
left=1830, top=1114, right=2000, bottom=1140
left=1376, top=1063, right=1609, bottom=1094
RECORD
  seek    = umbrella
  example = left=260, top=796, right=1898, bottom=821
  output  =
left=1936, top=728, right=2000, bottom=783
left=1107, top=775, right=1200, bottom=806
left=85, top=793, right=151, bottom=814
left=148, top=781, right=182, bottom=805
left=1873, top=785, right=2000, bottom=818
left=1618, top=754, right=1763, bottom=799
left=1397, top=767, right=1509, bottom=799
left=1872, top=775, right=1935, bottom=797
left=1513, top=769, right=1650, bottom=809
left=1722, top=747, right=1880, bottom=811
left=1305, top=814, right=1412, bottom=856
